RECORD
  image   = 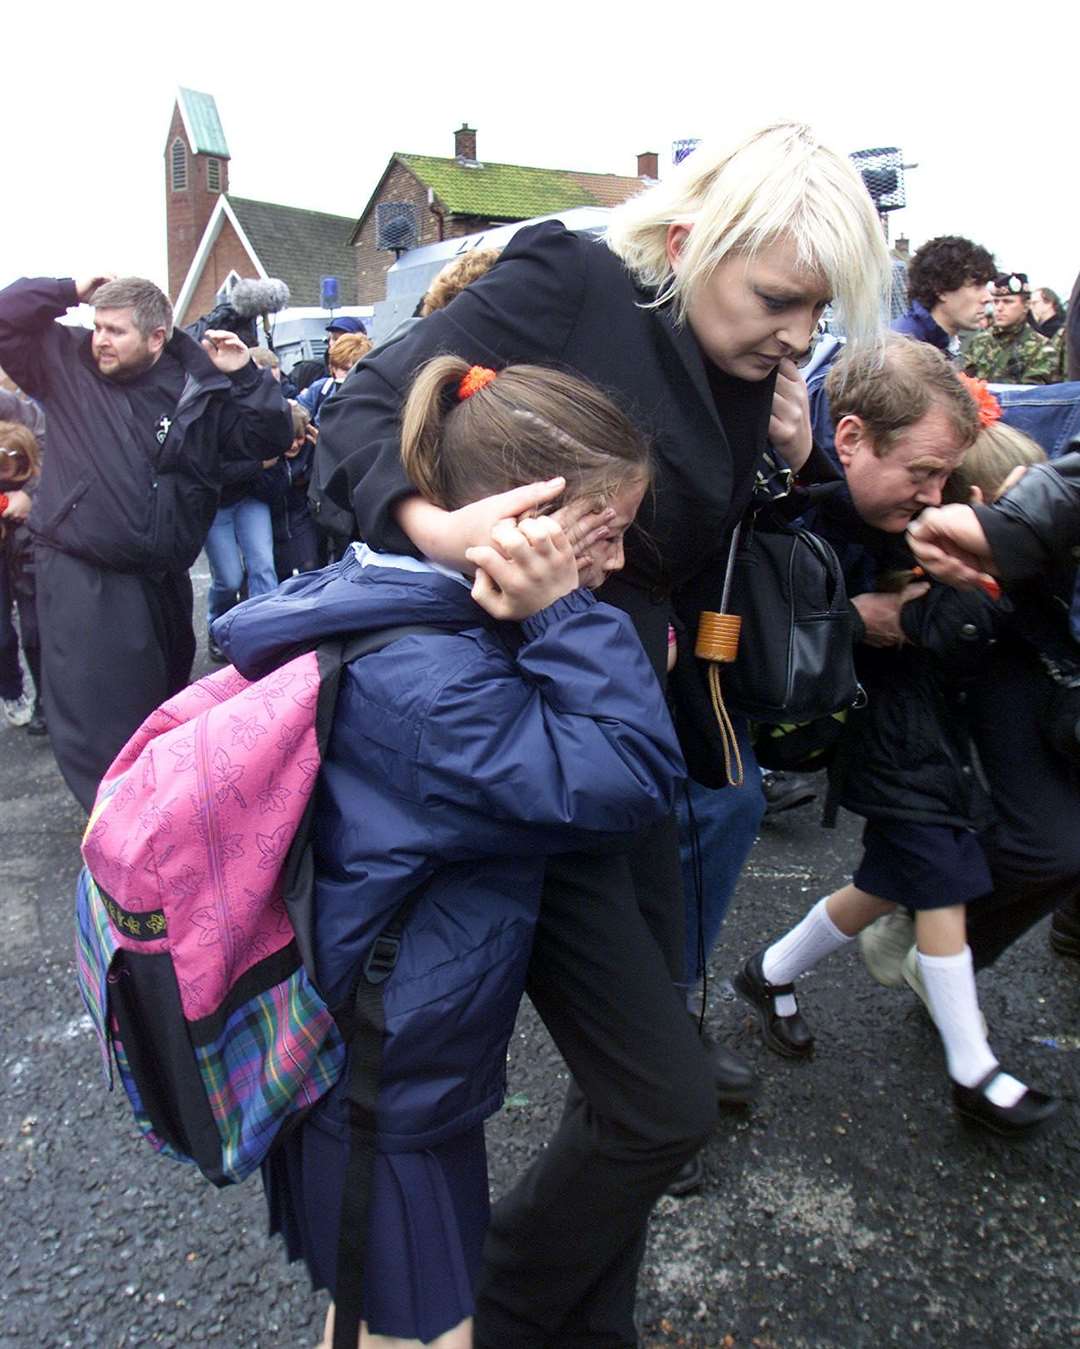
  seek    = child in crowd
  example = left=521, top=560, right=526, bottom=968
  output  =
left=733, top=408, right=1062, bottom=1139
left=298, top=332, right=372, bottom=424
left=259, top=403, right=323, bottom=579
left=0, top=419, right=44, bottom=733
left=213, top=357, right=682, bottom=1349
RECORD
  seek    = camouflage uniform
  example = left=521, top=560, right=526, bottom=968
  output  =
left=963, top=319, right=1062, bottom=384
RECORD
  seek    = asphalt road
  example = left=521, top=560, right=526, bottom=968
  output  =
left=2, top=564, right=1077, bottom=1348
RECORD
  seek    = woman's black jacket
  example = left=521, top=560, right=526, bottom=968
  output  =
left=316, top=221, right=776, bottom=676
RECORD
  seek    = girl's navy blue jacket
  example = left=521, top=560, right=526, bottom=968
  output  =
left=214, top=549, right=685, bottom=1149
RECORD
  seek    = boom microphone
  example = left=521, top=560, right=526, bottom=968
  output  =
left=227, top=277, right=291, bottom=317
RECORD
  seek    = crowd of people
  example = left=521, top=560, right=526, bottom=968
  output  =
left=2, top=120, right=1078, bottom=1349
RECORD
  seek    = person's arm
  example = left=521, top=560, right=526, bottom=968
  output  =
left=909, top=453, right=1080, bottom=586
left=212, top=333, right=294, bottom=461
left=315, top=222, right=590, bottom=557
left=411, top=593, right=685, bottom=849
left=0, top=276, right=107, bottom=397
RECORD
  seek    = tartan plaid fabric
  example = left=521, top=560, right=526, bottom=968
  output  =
left=74, top=869, right=114, bottom=1084
left=75, top=866, right=344, bottom=1184
left=196, top=971, right=345, bottom=1183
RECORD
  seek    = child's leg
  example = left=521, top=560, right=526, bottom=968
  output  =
left=913, top=906, right=1024, bottom=1106
left=737, top=886, right=895, bottom=1056
left=763, top=885, right=894, bottom=1005
left=318, top=1304, right=473, bottom=1349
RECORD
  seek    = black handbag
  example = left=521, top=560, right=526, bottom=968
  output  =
left=723, top=512, right=860, bottom=724
left=669, top=459, right=861, bottom=788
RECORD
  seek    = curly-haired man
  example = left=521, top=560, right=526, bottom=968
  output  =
left=893, top=234, right=996, bottom=360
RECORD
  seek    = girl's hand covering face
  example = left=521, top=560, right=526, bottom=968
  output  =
left=397, top=478, right=568, bottom=571
left=552, top=497, right=615, bottom=566
left=466, top=515, right=580, bottom=621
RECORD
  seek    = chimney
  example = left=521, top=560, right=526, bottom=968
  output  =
left=455, top=123, right=477, bottom=162
left=637, top=151, right=659, bottom=180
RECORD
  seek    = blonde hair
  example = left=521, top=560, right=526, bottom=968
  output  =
left=945, top=421, right=1046, bottom=503
left=400, top=357, right=651, bottom=512
left=420, top=249, right=502, bottom=316
left=250, top=346, right=280, bottom=370
left=605, top=122, right=889, bottom=347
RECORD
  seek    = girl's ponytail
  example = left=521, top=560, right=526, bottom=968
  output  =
left=400, top=354, right=473, bottom=506
left=400, top=357, right=652, bottom=513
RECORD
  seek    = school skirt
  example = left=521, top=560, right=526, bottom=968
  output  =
left=853, top=819, right=993, bottom=910
left=262, top=1111, right=489, bottom=1341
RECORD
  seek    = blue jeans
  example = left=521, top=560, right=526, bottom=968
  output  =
left=992, top=380, right=1080, bottom=460
left=676, top=715, right=765, bottom=999
left=203, top=497, right=278, bottom=628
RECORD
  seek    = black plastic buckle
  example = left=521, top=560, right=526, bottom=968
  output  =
left=363, top=932, right=401, bottom=985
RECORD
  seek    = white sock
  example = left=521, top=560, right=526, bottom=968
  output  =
left=762, top=897, right=852, bottom=1016
left=917, top=947, right=1024, bottom=1106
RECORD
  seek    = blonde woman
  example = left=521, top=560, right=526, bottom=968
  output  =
left=317, top=123, right=891, bottom=1349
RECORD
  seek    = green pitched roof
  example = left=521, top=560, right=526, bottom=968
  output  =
left=398, top=154, right=644, bottom=220
left=228, top=197, right=357, bottom=306
left=177, top=88, right=230, bottom=159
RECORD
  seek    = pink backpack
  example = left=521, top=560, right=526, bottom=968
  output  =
left=75, top=627, right=431, bottom=1186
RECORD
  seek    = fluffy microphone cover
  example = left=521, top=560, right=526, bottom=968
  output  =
left=228, top=278, right=291, bottom=316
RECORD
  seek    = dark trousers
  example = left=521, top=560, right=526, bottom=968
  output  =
left=967, top=644, right=1080, bottom=968
left=474, top=817, right=718, bottom=1348
left=0, top=527, right=39, bottom=701
left=35, top=547, right=195, bottom=811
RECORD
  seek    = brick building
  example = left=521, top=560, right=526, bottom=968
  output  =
left=166, top=92, right=657, bottom=320
left=350, top=124, right=657, bottom=303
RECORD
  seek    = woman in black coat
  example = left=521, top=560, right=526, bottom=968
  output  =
left=316, top=123, right=889, bottom=1349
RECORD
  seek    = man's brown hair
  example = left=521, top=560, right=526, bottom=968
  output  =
left=90, top=277, right=174, bottom=340
left=826, top=334, right=979, bottom=456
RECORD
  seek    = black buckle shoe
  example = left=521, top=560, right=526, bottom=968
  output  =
left=697, top=1023, right=760, bottom=1105
left=733, top=950, right=814, bottom=1059
left=952, top=1069, right=1059, bottom=1136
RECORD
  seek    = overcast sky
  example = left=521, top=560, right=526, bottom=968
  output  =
left=4, top=1, right=1077, bottom=301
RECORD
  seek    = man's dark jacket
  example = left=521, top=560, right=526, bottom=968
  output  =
left=0, top=277, right=292, bottom=572
left=891, top=300, right=952, bottom=354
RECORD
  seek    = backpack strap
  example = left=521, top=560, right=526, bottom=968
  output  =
left=275, top=620, right=451, bottom=1349
left=280, top=624, right=450, bottom=979
left=330, top=883, right=429, bottom=1349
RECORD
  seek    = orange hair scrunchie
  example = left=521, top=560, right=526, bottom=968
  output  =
left=458, top=366, right=498, bottom=400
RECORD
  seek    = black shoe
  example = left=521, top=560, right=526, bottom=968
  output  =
left=207, top=634, right=227, bottom=664
left=952, top=1069, right=1059, bottom=1136
left=761, top=770, right=816, bottom=818
left=698, top=1023, right=760, bottom=1105
left=733, top=950, right=814, bottom=1059
left=26, top=701, right=47, bottom=737
left=1049, top=904, right=1080, bottom=960
left=665, top=1153, right=704, bottom=1198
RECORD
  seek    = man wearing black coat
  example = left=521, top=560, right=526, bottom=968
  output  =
left=0, top=274, right=293, bottom=809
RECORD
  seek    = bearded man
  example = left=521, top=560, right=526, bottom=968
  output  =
left=0, top=274, right=292, bottom=808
